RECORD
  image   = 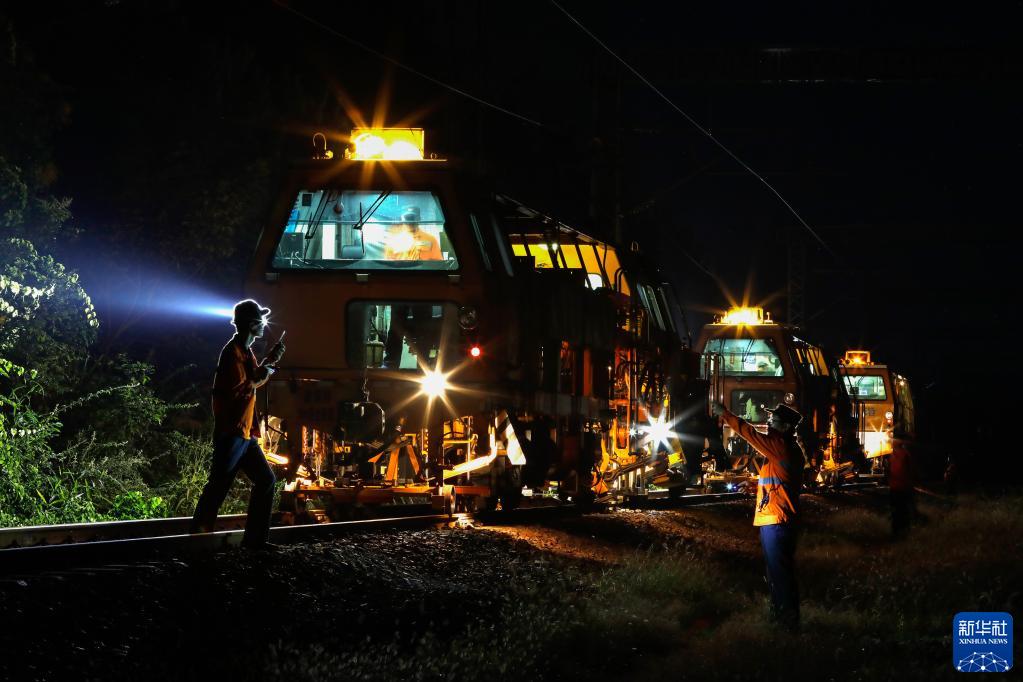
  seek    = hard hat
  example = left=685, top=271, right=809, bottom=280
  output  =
left=765, top=403, right=802, bottom=427
left=401, top=206, right=421, bottom=223
left=233, top=299, right=271, bottom=325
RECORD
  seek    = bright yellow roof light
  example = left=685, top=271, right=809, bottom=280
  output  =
left=844, top=350, right=872, bottom=365
left=720, top=306, right=771, bottom=325
left=350, top=128, right=425, bottom=160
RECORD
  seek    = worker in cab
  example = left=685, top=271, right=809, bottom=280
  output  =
left=712, top=400, right=804, bottom=631
left=190, top=299, right=285, bottom=548
left=383, top=206, right=442, bottom=261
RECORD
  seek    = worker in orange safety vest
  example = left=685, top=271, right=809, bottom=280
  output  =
left=712, top=400, right=804, bottom=631
left=190, top=299, right=285, bottom=548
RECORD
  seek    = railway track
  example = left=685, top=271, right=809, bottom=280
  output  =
left=0, top=482, right=883, bottom=575
left=0, top=512, right=465, bottom=575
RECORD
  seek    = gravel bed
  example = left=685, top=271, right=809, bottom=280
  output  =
left=0, top=489, right=899, bottom=682
left=0, top=527, right=579, bottom=681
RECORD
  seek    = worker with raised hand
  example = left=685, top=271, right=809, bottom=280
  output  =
left=712, top=400, right=804, bottom=631
left=190, top=299, right=286, bottom=549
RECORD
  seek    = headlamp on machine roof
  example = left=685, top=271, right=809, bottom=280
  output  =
left=718, top=306, right=772, bottom=326
left=348, top=128, right=425, bottom=161
left=843, top=350, right=871, bottom=365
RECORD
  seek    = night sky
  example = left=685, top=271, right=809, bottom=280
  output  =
left=5, top=1, right=1022, bottom=471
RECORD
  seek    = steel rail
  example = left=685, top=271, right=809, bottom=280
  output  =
left=0, top=514, right=250, bottom=550
left=0, top=480, right=883, bottom=574
left=0, top=513, right=465, bottom=574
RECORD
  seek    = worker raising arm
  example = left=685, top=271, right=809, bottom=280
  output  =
left=711, top=400, right=804, bottom=631
left=711, top=402, right=803, bottom=526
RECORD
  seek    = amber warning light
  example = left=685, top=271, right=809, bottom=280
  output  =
left=718, top=306, right=772, bottom=326
left=348, top=128, right=425, bottom=161
left=843, top=350, right=872, bottom=365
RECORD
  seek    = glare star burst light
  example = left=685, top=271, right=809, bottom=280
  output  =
left=642, top=413, right=678, bottom=450
left=349, top=128, right=425, bottom=161
left=419, top=368, right=451, bottom=400
left=719, top=306, right=772, bottom=326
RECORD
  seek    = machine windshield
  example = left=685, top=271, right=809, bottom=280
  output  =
left=703, top=338, right=785, bottom=377
left=272, top=190, right=459, bottom=270
left=347, top=301, right=459, bottom=370
left=843, top=375, right=887, bottom=400
left=730, top=390, right=785, bottom=423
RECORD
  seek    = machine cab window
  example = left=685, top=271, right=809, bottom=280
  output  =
left=703, top=338, right=785, bottom=377
left=843, top=375, right=887, bottom=400
left=272, top=190, right=459, bottom=270
left=507, top=236, right=631, bottom=295
left=347, top=301, right=459, bottom=370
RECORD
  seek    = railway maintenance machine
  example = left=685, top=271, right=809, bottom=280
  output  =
left=244, top=128, right=707, bottom=520
left=838, top=350, right=915, bottom=476
left=696, top=306, right=864, bottom=488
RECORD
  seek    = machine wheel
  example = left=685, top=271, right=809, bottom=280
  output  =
left=668, top=485, right=683, bottom=500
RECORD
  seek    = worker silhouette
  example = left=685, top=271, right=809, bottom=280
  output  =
left=713, top=400, right=804, bottom=631
left=888, top=430, right=915, bottom=538
left=190, top=299, right=285, bottom=548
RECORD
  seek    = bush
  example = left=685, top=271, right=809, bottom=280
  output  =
left=0, top=238, right=98, bottom=400
left=109, top=490, right=169, bottom=520
left=1, top=235, right=205, bottom=526
left=0, top=356, right=105, bottom=525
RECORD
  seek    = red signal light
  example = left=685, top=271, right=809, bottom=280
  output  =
left=469, top=344, right=482, bottom=358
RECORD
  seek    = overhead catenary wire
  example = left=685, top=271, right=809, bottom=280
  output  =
left=549, top=0, right=836, bottom=259
left=271, top=0, right=544, bottom=129
left=678, top=246, right=728, bottom=290
left=274, top=1, right=831, bottom=264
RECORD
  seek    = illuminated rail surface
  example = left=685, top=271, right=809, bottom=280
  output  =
left=0, top=483, right=883, bottom=574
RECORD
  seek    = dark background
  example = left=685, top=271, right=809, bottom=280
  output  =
left=4, top=0, right=1021, bottom=479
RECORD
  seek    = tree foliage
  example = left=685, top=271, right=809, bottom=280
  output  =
left=1, top=238, right=98, bottom=396
left=0, top=14, right=234, bottom=526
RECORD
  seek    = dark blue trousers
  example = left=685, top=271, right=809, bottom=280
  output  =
left=759, top=523, right=800, bottom=630
left=890, top=489, right=913, bottom=539
left=190, top=434, right=275, bottom=547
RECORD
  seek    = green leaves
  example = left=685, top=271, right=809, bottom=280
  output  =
left=109, top=491, right=169, bottom=520
left=1, top=237, right=97, bottom=342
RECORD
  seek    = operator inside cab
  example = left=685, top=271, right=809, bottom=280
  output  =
left=383, top=206, right=442, bottom=261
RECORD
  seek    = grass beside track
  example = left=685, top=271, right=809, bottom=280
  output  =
left=266, top=490, right=1020, bottom=681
